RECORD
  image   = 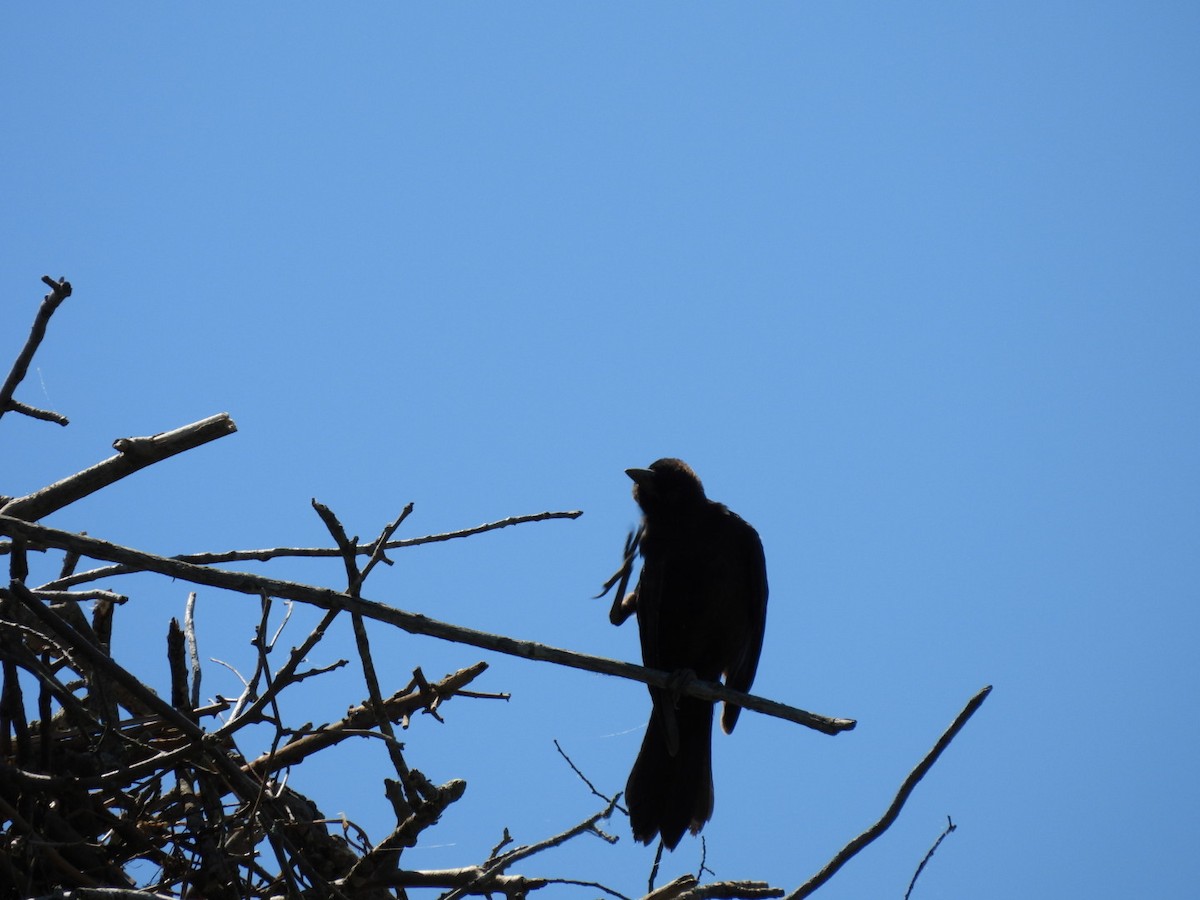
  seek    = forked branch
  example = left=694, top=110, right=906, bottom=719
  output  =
left=787, top=685, right=992, bottom=899
left=0, top=275, right=73, bottom=426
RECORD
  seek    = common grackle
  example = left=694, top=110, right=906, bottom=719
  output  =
left=607, top=458, right=768, bottom=849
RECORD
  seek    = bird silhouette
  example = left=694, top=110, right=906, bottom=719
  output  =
left=604, top=458, right=768, bottom=849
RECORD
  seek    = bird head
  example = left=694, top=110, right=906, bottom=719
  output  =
left=626, top=458, right=707, bottom=514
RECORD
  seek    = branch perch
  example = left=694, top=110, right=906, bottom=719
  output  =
left=0, top=516, right=855, bottom=735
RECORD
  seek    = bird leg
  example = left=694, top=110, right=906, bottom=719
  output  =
left=658, top=668, right=698, bottom=757
left=609, top=589, right=638, bottom=626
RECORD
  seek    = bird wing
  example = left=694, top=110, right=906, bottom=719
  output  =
left=634, top=547, right=665, bottom=672
left=633, top=546, right=683, bottom=754
left=720, top=513, right=768, bottom=733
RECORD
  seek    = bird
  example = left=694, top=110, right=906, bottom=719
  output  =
left=604, top=458, right=768, bottom=850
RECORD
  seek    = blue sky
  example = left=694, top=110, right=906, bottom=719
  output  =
left=4, top=4, right=1198, bottom=898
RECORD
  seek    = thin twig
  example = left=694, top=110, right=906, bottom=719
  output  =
left=30, top=509, right=584, bottom=589
left=359, top=503, right=414, bottom=584
left=787, top=686, right=992, bottom=900
left=904, top=815, right=956, bottom=900
left=221, top=607, right=341, bottom=732
left=440, top=796, right=621, bottom=900
left=553, top=738, right=624, bottom=811
left=0, top=515, right=857, bottom=736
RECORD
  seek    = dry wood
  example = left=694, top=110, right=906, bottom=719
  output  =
left=0, top=413, right=237, bottom=522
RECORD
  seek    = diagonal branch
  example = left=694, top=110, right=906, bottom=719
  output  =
left=787, top=685, right=992, bottom=899
left=0, top=413, right=238, bottom=522
left=0, top=516, right=856, bottom=735
left=905, top=815, right=956, bottom=900
left=242, top=662, right=490, bottom=777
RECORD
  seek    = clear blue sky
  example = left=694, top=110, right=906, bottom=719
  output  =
left=4, top=4, right=1198, bottom=898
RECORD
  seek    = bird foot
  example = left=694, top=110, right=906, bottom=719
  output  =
left=659, top=669, right=697, bottom=758
left=666, top=668, right=698, bottom=706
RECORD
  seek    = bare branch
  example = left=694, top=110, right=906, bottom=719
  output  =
left=0, top=276, right=72, bottom=425
left=32, top=589, right=128, bottom=604
left=6, top=398, right=69, bottom=426
left=389, top=509, right=583, bottom=549
left=554, top=738, right=625, bottom=811
left=642, top=878, right=784, bottom=900
left=359, top=502, right=414, bottom=583
left=904, top=815, right=956, bottom=900
left=787, top=685, right=992, bottom=900
left=0, top=516, right=856, bottom=735
left=31, top=508, right=584, bottom=590
left=185, top=591, right=202, bottom=710
left=222, top=607, right=341, bottom=730
left=0, top=413, right=238, bottom=522
left=438, top=796, right=621, bottom=900
left=242, top=662, right=489, bottom=777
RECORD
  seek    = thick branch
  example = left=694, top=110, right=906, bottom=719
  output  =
left=787, top=685, right=992, bottom=899
left=0, top=276, right=72, bottom=425
left=0, top=516, right=856, bottom=735
left=0, top=413, right=238, bottom=522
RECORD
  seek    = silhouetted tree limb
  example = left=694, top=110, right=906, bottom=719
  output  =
left=0, top=276, right=72, bottom=426
left=31, top=509, right=585, bottom=590
left=0, top=515, right=856, bottom=736
left=787, top=686, right=992, bottom=899
left=242, top=662, right=491, bottom=777
left=905, top=815, right=956, bottom=900
left=0, top=413, right=237, bottom=523
left=642, top=877, right=783, bottom=899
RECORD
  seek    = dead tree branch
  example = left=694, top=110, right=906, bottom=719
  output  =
left=641, top=877, right=783, bottom=900
left=0, top=515, right=856, bottom=736
left=787, top=685, right=992, bottom=899
left=0, top=413, right=237, bottom=522
left=0, top=276, right=72, bottom=426
left=29, top=509, right=585, bottom=590
left=241, top=662, right=490, bottom=777
left=904, top=815, right=956, bottom=900
left=435, top=796, right=622, bottom=900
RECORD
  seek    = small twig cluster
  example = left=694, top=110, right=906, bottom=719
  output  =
left=0, top=277, right=988, bottom=900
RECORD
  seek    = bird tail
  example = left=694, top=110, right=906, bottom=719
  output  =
left=625, top=695, right=714, bottom=850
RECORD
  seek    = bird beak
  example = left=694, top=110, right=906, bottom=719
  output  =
left=625, top=467, right=655, bottom=485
